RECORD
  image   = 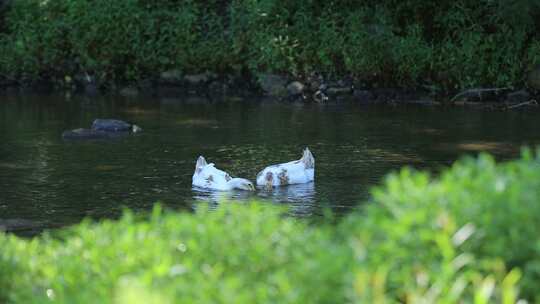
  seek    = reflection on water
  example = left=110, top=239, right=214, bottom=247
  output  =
left=257, top=182, right=316, bottom=203
left=192, top=186, right=256, bottom=205
left=1, top=92, right=539, bottom=234
left=193, top=182, right=316, bottom=217
left=257, top=182, right=316, bottom=217
left=436, top=141, right=520, bottom=155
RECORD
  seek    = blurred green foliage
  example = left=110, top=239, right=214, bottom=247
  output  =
left=1, top=0, right=540, bottom=89
left=342, top=148, right=540, bottom=301
left=2, top=149, right=540, bottom=303
left=0, top=204, right=351, bottom=303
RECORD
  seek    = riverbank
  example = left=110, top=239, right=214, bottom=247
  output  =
left=1, top=72, right=539, bottom=110
left=1, top=151, right=540, bottom=302
left=2, top=0, right=540, bottom=106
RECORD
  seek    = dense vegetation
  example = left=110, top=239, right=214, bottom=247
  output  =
left=1, top=0, right=540, bottom=91
left=1, top=150, right=540, bottom=303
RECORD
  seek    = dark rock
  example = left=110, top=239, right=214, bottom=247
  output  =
left=17, top=80, right=55, bottom=94
left=451, top=88, right=510, bottom=103
left=208, top=80, right=228, bottom=93
left=287, top=81, right=305, bottom=95
left=527, top=65, right=540, bottom=90
left=372, top=88, right=399, bottom=102
left=184, top=72, right=216, bottom=85
left=184, top=96, right=211, bottom=104
left=258, top=74, right=288, bottom=97
left=327, top=86, right=352, bottom=96
left=92, top=119, right=140, bottom=132
left=73, top=73, right=99, bottom=96
left=138, top=78, right=154, bottom=92
left=506, top=90, right=531, bottom=103
left=119, top=86, right=139, bottom=97
left=0, top=218, right=41, bottom=233
left=63, top=119, right=142, bottom=140
left=406, top=98, right=439, bottom=106
left=84, top=83, right=98, bottom=96
left=160, top=97, right=183, bottom=105
left=155, top=85, right=186, bottom=98
left=0, top=76, right=17, bottom=89
left=160, top=70, right=183, bottom=84
left=353, top=89, right=375, bottom=103
left=306, top=73, right=324, bottom=91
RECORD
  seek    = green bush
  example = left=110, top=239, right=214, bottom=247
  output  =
left=0, top=204, right=352, bottom=303
left=2, top=150, right=540, bottom=303
left=1, top=0, right=539, bottom=89
left=342, top=149, right=540, bottom=301
left=1, top=0, right=202, bottom=82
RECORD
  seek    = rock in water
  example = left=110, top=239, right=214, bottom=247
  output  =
left=258, top=74, right=288, bottom=97
left=327, top=86, right=353, bottom=96
left=91, top=119, right=133, bottom=132
left=506, top=90, right=531, bottom=103
left=160, top=69, right=183, bottom=84
left=62, top=119, right=142, bottom=140
left=0, top=218, right=41, bottom=233
left=119, top=86, right=139, bottom=97
left=287, top=81, right=305, bottom=96
left=353, top=89, right=375, bottom=103
left=184, top=72, right=216, bottom=85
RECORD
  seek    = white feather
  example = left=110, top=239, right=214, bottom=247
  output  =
left=256, top=148, right=315, bottom=187
left=192, top=156, right=254, bottom=191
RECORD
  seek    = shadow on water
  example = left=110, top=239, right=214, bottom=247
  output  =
left=1, top=92, right=540, bottom=235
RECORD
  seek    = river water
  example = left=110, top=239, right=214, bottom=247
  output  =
left=1, top=93, right=539, bottom=234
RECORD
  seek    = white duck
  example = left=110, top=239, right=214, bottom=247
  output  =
left=256, top=148, right=315, bottom=187
left=192, top=156, right=255, bottom=191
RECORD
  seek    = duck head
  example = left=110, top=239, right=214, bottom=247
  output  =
left=228, top=178, right=255, bottom=191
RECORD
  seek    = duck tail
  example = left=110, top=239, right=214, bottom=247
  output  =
left=195, top=156, right=207, bottom=173
left=301, top=148, right=315, bottom=169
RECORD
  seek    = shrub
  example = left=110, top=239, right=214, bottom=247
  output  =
left=1, top=0, right=539, bottom=89
left=525, top=39, right=540, bottom=71
left=342, top=149, right=540, bottom=300
left=0, top=204, right=352, bottom=303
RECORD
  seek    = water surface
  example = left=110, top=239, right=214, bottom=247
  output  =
left=1, top=93, right=539, bottom=234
